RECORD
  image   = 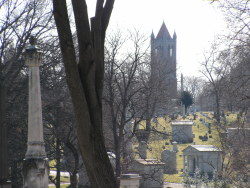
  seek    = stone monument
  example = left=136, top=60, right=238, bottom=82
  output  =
left=135, top=130, right=150, bottom=159
left=23, top=36, right=48, bottom=188
left=161, top=149, right=177, bottom=174
left=171, top=121, right=193, bottom=143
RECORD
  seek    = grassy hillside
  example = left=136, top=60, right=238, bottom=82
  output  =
left=134, top=112, right=237, bottom=183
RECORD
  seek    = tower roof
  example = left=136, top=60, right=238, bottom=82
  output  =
left=156, top=22, right=171, bottom=39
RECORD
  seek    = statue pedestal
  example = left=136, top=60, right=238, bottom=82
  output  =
left=135, top=130, right=150, bottom=159
left=23, top=158, right=48, bottom=188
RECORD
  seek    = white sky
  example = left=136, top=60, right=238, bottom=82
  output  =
left=86, top=0, right=227, bottom=78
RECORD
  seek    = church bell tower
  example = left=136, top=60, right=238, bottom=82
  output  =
left=150, top=22, right=177, bottom=114
left=151, top=22, right=177, bottom=98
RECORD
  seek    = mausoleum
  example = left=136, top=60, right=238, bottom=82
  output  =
left=183, top=145, right=222, bottom=176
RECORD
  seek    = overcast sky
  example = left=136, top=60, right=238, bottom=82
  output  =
left=86, top=0, right=227, bottom=78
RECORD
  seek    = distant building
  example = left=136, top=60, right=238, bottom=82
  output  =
left=183, top=145, right=222, bottom=176
left=150, top=22, right=177, bottom=114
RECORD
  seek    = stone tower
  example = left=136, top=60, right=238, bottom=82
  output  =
left=150, top=22, right=177, bottom=114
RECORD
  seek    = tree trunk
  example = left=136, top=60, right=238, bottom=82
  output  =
left=185, top=105, right=187, bottom=115
left=0, top=83, right=8, bottom=182
left=53, top=1, right=118, bottom=187
left=65, top=140, right=80, bottom=187
left=146, top=118, right=151, bottom=131
left=70, top=173, right=78, bottom=188
left=215, top=91, right=221, bottom=123
left=114, top=134, right=121, bottom=178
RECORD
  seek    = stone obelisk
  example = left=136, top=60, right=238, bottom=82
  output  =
left=23, top=36, right=48, bottom=188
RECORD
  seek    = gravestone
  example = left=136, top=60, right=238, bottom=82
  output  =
left=161, top=149, right=177, bottom=174
left=171, top=121, right=193, bottom=143
left=172, top=141, right=178, bottom=152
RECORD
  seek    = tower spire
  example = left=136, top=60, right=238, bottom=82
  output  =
left=156, top=21, right=171, bottom=39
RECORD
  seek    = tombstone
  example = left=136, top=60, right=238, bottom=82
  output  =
left=171, top=121, right=193, bottom=143
left=138, top=141, right=147, bottom=159
left=120, top=174, right=141, bottom=188
left=193, top=113, right=197, bottom=120
left=172, top=141, right=178, bottom=152
left=161, top=150, right=177, bottom=174
left=208, top=123, right=211, bottom=134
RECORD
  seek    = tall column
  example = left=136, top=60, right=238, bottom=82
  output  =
left=23, top=37, right=48, bottom=188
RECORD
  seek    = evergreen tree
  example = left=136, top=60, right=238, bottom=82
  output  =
left=180, top=91, right=193, bottom=114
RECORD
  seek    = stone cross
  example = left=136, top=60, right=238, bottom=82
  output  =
left=23, top=36, right=48, bottom=188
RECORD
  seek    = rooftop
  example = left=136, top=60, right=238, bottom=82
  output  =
left=227, top=127, right=250, bottom=130
left=136, top=159, right=165, bottom=166
left=183, top=145, right=222, bottom=152
left=171, top=121, right=193, bottom=126
left=156, top=22, right=171, bottom=39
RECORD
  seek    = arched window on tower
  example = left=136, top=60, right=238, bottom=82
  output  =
left=155, top=48, right=158, bottom=56
left=170, top=48, right=173, bottom=57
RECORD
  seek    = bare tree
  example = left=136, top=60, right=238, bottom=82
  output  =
left=103, top=29, right=150, bottom=176
left=52, top=0, right=118, bottom=187
left=215, top=0, right=250, bottom=48
left=200, top=44, right=231, bottom=123
left=184, top=76, right=205, bottom=108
